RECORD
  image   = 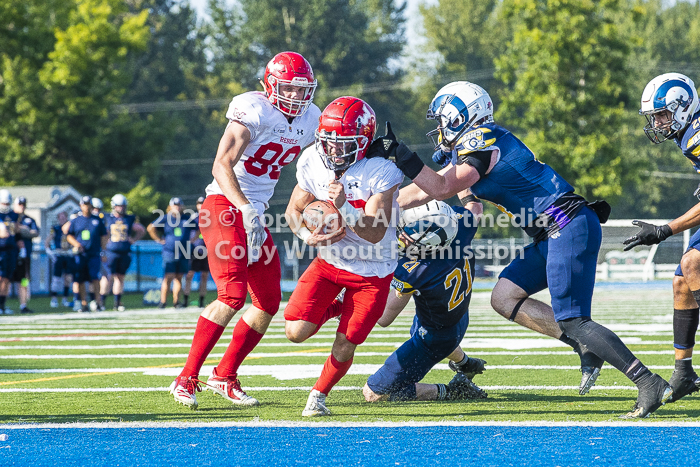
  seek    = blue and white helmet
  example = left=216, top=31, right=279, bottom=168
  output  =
left=111, top=194, right=127, bottom=209
left=0, top=189, right=11, bottom=214
left=426, top=81, right=494, bottom=150
left=397, top=201, right=460, bottom=257
left=640, top=73, right=699, bottom=143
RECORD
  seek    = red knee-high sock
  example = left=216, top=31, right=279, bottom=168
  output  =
left=307, top=299, right=344, bottom=339
left=313, top=354, right=353, bottom=395
left=180, top=316, right=225, bottom=378
left=215, top=318, right=264, bottom=377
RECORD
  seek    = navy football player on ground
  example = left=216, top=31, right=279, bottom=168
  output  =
left=370, top=81, right=671, bottom=418
left=363, top=201, right=487, bottom=402
left=624, top=73, right=700, bottom=403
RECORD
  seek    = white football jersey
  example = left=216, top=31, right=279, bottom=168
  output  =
left=206, top=91, right=321, bottom=214
left=296, top=147, right=404, bottom=278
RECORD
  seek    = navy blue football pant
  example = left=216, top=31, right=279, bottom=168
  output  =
left=366, top=312, right=470, bottom=401
left=500, top=206, right=602, bottom=321
left=675, top=228, right=700, bottom=277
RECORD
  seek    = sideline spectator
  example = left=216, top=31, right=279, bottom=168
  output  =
left=66, top=196, right=107, bottom=312
left=0, top=189, right=18, bottom=315
left=12, top=196, right=39, bottom=313
left=183, top=196, right=208, bottom=308
left=46, top=211, right=74, bottom=308
left=147, top=197, right=196, bottom=308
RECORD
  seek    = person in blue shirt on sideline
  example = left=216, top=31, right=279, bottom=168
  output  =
left=46, top=211, right=74, bottom=308
left=0, top=189, right=19, bottom=315
left=147, top=197, right=197, bottom=308
left=11, top=196, right=39, bottom=314
left=363, top=201, right=487, bottom=403
left=623, top=73, right=700, bottom=404
left=100, top=194, right=145, bottom=311
left=368, top=81, right=671, bottom=418
left=184, top=196, right=208, bottom=308
left=66, top=196, right=108, bottom=312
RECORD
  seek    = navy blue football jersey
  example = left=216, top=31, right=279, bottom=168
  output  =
left=67, top=214, right=107, bottom=256
left=16, top=214, right=38, bottom=252
left=153, top=212, right=197, bottom=254
left=453, top=123, right=585, bottom=235
left=391, top=206, right=477, bottom=330
left=675, top=109, right=700, bottom=172
left=105, top=214, right=136, bottom=253
left=50, top=224, right=71, bottom=251
left=192, top=214, right=205, bottom=248
left=0, top=211, right=19, bottom=250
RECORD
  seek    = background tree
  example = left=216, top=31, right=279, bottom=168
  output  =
left=0, top=0, right=151, bottom=194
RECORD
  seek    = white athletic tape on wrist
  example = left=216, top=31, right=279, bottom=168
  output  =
left=338, top=201, right=362, bottom=228
left=239, top=203, right=259, bottom=229
left=295, top=227, right=312, bottom=243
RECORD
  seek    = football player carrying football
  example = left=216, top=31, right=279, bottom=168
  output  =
left=285, top=96, right=404, bottom=416
left=623, top=73, right=700, bottom=404
left=169, top=51, right=321, bottom=409
left=371, top=81, right=672, bottom=418
left=363, top=201, right=488, bottom=403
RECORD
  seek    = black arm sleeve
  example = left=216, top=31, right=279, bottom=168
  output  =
left=461, top=150, right=493, bottom=178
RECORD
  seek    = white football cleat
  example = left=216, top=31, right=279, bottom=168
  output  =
left=302, top=389, right=331, bottom=417
left=169, top=376, right=201, bottom=409
left=116, top=305, right=126, bottom=312
left=205, top=369, right=259, bottom=406
left=50, top=298, right=59, bottom=308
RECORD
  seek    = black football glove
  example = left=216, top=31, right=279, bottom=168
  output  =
left=393, top=142, right=425, bottom=179
left=622, top=221, right=673, bottom=251
left=366, top=121, right=399, bottom=160
left=431, top=148, right=452, bottom=168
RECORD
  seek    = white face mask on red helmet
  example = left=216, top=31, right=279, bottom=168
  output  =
left=262, top=51, right=317, bottom=118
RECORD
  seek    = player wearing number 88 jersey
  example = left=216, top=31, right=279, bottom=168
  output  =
left=170, top=52, right=321, bottom=410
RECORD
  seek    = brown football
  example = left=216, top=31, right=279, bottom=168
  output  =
left=302, top=200, right=344, bottom=234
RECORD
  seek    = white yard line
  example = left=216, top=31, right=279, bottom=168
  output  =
left=0, top=385, right=639, bottom=393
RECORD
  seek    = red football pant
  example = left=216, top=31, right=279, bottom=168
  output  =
left=284, top=257, right=393, bottom=345
left=200, top=195, right=281, bottom=314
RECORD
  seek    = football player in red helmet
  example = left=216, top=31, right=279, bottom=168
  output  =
left=262, top=51, right=317, bottom=119
left=284, top=97, right=404, bottom=416
left=169, top=51, right=321, bottom=410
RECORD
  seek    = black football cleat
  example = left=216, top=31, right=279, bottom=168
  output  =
left=621, top=374, right=673, bottom=419
left=448, top=356, right=487, bottom=381
left=667, top=370, right=700, bottom=403
left=446, top=373, right=488, bottom=400
left=579, top=367, right=601, bottom=396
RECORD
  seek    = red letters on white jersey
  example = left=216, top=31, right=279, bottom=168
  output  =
left=206, top=91, right=321, bottom=212
left=296, top=146, right=404, bottom=278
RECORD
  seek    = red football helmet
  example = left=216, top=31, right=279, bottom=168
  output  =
left=262, top=51, right=317, bottom=118
left=315, top=97, right=377, bottom=173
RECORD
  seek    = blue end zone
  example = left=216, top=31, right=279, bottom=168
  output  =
left=1, top=426, right=697, bottom=466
